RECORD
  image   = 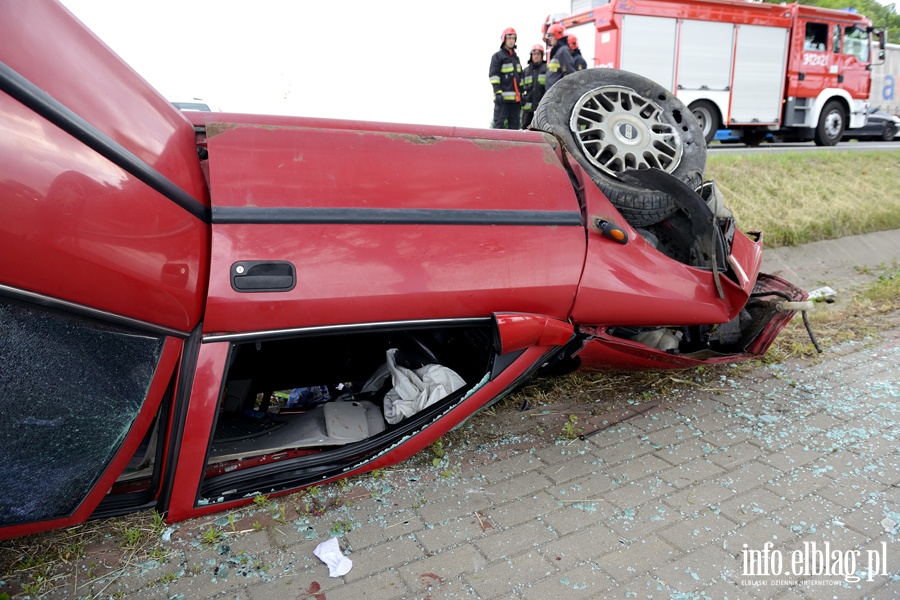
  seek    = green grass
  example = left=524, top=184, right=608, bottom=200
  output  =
left=856, top=261, right=900, bottom=306
left=706, top=149, right=900, bottom=247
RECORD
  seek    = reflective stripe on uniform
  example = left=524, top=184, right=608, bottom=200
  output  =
left=537, top=74, right=546, bottom=84
left=523, top=76, right=533, bottom=85
left=489, top=76, right=501, bottom=85
left=500, top=63, right=515, bottom=73
left=501, top=91, right=518, bottom=101
left=523, top=102, right=533, bottom=111
left=548, top=60, right=560, bottom=72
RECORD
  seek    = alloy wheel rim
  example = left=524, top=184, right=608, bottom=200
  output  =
left=569, top=85, right=683, bottom=177
left=825, top=111, right=843, bottom=138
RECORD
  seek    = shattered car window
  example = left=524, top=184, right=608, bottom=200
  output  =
left=0, top=301, right=164, bottom=525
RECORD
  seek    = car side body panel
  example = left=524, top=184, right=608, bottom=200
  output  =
left=576, top=273, right=802, bottom=369
left=166, top=342, right=230, bottom=522
left=571, top=169, right=762, bottom=327
left=201, top=119, right=586, bottom=334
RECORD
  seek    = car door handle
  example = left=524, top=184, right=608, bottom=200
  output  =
left=231, top=261, right=296, bottom=292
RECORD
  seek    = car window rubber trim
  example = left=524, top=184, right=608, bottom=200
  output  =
left=0, top=282, right=191, bottom=338
left=203, top=317, right=492, bottom=344
left=155, top=322, right=205, bottom=515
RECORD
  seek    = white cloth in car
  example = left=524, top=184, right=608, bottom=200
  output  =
left=381, top=348, right=465, bottom=425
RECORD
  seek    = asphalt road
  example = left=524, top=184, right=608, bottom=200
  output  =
left=708, top=140, right=900, bottom=154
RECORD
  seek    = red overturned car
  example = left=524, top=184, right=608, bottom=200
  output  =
left=0, top=2, right=809, bottom=540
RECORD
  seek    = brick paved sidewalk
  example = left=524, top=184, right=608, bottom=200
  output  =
left=63, top=317, right=897, bottom=600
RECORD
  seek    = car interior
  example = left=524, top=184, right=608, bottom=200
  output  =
left=197, top=323, right=501, bottom=500
left=108, top=323, right=502, bottom=505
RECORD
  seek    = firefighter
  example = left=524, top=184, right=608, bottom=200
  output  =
left=545, top=23, right=576, bottom=90
left=521, top=44, right=547, bottom=129
left=569, top=35, right=588, bottom=71
left=489, top=27, right=523, bottom=129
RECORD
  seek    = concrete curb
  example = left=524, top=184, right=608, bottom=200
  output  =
left=762, top=229, right=900, bottom=293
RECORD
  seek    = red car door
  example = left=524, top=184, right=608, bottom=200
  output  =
left=0, top=1, right=209, bottom=538
left=199, top=116, right=585, bottom=333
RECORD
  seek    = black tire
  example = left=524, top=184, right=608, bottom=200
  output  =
left=689, top=100, right=720, bottom=145
left=814, top=100, right=846, bottom=146
left=881, top=122, right=896, bottom=142
left=532, top=69, right=706, bottom=227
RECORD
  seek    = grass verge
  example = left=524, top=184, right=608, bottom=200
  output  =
left=706, top=149, right=900, bottom=247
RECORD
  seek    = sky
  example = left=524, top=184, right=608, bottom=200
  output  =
left=59, top=0, right=573, bottom=129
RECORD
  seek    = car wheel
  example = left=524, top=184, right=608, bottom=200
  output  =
left=814, top=100, right=845, bottom=146
left=881, top=122, right=896, bottom=142
left=689, top=100, right=720, bottom=145
left=532, top=69, right=706, bottom=227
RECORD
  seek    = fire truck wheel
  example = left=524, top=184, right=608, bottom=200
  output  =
left=814, top=100, right=846, bottom=146
left=689, top=100, right=720, bottom=145
left=532, top=69, right=706, bottom=227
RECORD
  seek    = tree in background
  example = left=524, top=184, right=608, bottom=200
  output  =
left=762, top=0, right=900, bottom=44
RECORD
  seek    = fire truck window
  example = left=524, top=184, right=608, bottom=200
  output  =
left=804, top=23, right=828, bottom=52
left=832, top=25, right=841, bottom=54
left=843, top=26, right=869, bottom=62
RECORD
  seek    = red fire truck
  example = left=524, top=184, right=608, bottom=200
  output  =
left=548, top=0, right=886, bottom=145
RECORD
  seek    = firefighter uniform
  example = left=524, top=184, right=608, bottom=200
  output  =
left=569, top=35, right=588, bottom=71
left=489, top=30, right=524, bottom=129
left=572, top=49, right=588, bottom=71
left=521, top=49, right=547, bottom=129
left=546, top=38, right=576, bottom=90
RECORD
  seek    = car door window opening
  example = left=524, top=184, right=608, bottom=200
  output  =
left=199, top=324, right=496, bottom=501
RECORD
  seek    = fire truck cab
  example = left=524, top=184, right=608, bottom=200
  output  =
left=550, top=0, right=885, bottom=146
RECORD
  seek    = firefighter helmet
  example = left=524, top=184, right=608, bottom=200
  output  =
left=546, top=23, right=566, bottom=41
left=531, top=44, right=545, bottom=54
left=568, top=35, right=579, bottom=50
left=501, top=27, right=517, bottom=42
